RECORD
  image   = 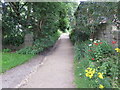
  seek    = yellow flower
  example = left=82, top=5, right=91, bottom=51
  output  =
left=98, top=72, right=104, bottom=79
left=85, top=68, right=90, bottom=72
left=85, top=69, right=89, bottom=72
left=86, top=72, right=94, bottom=78
left=89, top=74, right=93, bottom=78
left=87, top=67, right=92, bottom=71
left=92, top=69, right=95, bottom=74
left=86, top=71, right=95, bottom=78
left=99, top=84, right=104, bottom=89
left=85, top=72, right=89, bottom=77
left=85, top=68, right=95, bottom=78
left=115, top=48, right=120, bottom=52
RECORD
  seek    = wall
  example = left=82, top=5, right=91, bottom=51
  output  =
left=95, top=23, right=120, bottom=48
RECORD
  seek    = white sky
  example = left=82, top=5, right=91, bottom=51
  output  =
left=1, top=0, right=5, bottom=3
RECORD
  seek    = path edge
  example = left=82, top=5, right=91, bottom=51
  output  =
left=15, top=36, right=61, bottom=88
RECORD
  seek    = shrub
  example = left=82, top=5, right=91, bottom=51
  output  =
left=17, top=31, right=60, bottom=55
left=70, top=30, right=89, bottom=44
left=2, top=48, right=11, bottom=53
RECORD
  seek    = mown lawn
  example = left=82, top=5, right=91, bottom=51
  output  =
left=0, top=53, right=35, bottom=73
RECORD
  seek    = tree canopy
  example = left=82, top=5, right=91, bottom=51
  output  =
left=2, top=2, right=78, bottom=46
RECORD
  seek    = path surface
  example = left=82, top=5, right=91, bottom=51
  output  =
left=1, top=38, right=58, bottom=88
left=1, top=55, right=45, bottom=88
left=20, top=33, right=75, bottom=88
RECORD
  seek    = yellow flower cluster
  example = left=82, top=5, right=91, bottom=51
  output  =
left=85, top=68, right=105, bottom=88
left=115, top=48, right=120, bottom=52
left=85, top=67, right=95, bottom=78
left=99, top=84, right=104, bottom=89
left=98, top=72, right=104, bottom=79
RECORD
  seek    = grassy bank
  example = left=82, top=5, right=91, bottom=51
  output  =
left=0, top=53, right=35, bottom=73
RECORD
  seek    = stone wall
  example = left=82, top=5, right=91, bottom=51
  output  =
left=24, top=33, right=33, bottom=47
left=95, top=23, right=120, bottom=48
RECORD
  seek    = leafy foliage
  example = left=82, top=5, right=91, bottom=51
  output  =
left=17, top=31, right=61, bottom=55
left=72, top=2, right=119, bottom=88
left=2, top=2, right=77, bottom=47
left=74, top=40, right=120, bottom=88
left=70, top=2, right=118, bottom=43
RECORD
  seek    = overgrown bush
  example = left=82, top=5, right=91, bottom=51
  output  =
left=17, top=31, right=61, bottom=55
left=70, top=30, right=89, bottom=44
left=2, top=34, right=24, bottom=46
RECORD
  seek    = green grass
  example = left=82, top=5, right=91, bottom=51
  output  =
left=0, top=52, right=35, bottom=73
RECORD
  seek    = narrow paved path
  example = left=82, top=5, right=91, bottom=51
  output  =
left=20, top=33, right=75, bottom=88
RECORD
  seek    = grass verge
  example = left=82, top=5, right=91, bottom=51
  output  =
left=0, top=53, right=35, bottom=73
